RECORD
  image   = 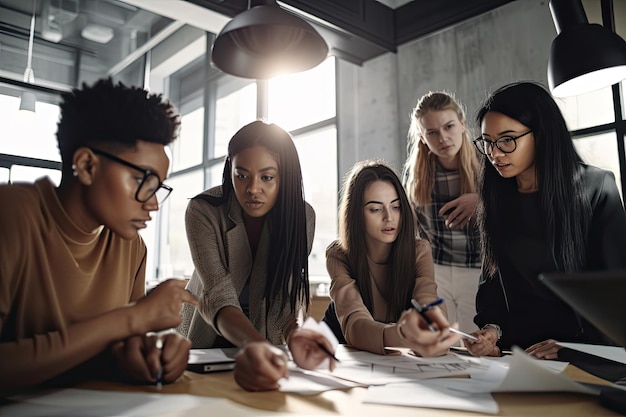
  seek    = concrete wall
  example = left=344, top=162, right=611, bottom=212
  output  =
left=337, top=0, right=556, bottom=181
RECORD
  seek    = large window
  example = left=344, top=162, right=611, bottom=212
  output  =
left=264, top=58, right=338, bottom=280
left=153, top=57, right=338, bottom=287
left=556, top=81, right=626, bottom=201
left=268, top=58, right=336, bottom=131
left=554, top=1, right=626, bottom=201
left=0, top=93, right=61, bottom=185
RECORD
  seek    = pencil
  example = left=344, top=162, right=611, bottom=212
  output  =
left=317, top=342, right=340, bottom=363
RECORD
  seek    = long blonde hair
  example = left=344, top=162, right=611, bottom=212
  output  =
left=402, top=91, right=479, bottom=207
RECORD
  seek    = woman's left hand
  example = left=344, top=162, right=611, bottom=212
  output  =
left=288, top=328, right=336, bottom=372
left=525, top=339, right=562, bottom=360
left=439, top=193, right=478, bottom=230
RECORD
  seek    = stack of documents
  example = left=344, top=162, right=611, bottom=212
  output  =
left=279, top=345, right=618, bottom=414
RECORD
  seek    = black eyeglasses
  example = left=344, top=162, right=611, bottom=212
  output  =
left=88, top=147, right=173, bottom=204
left=473, top=130, right=533, bottom=155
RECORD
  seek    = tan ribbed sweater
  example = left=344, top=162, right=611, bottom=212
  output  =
left=0, top=177, right=146, bottom=382
left=327, top=239, right=444, bottom=354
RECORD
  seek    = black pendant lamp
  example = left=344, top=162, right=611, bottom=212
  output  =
left=548, top=0, right=626, bottom=97
left=211, top=0, right=329, bottom=79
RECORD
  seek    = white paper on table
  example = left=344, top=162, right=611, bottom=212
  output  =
left=313, top=356, right=483, bottom=385
left=0, top=389, right=220, bottom=417
left=301, top=316, right=339, bottom=370
left=557, top=342, right=626, bottom=365
left=445, top=346, right=599, bottom=394
left=481, top=354, right=570, bottom=374
left=278, top=366, right=364, bottom=394
left=338, top=347, right=484, bottom=368
left=1, top=388, right=325, bottom=417
left=318, top=346, right=488, bottom=385
left=364, top=380, right=499, bottom=414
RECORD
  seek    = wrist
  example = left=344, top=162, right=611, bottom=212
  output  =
left=482, top=323, right=502, bottom=341
left=123, top=304, right=142, bottom=336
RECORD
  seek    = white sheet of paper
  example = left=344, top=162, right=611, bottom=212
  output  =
left=557, top=342, right=626, bottom=365
left=279, top=367, right=364, bottom=394
left=301, top=316, right=339, bottom=370
left=338, top=347, right=482, bottom=368
left=188, top=348, right=234, bottom=362
left=482, top=354, right=570, bottom=373
left=1, top=388, right=321, bottom=417
left=313, top=357, right=480, bottom=385
left=364, top=380, right=499, bottom=414
left=0, top=389, right=219, bottom=417
left=320, top=346, right=487, bottom=385
left=447, top=346, right=599, bottom=394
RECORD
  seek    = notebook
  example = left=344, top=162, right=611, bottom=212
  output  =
left=538, top=270, right=626, bottom=346
left=187, top=347, right=237, bottom=373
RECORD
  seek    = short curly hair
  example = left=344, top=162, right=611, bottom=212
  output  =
left=56, top=78, right=180, bottom=172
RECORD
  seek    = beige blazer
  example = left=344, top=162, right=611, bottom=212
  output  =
left=178, top=186, right=315, bottom=348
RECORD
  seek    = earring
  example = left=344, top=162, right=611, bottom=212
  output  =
left=72, top=164, right=78, bottom=177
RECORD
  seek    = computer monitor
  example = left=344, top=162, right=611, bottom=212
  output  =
left=538, top=270, right=626, bottom=347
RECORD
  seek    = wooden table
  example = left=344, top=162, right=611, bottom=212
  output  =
left=74, top=364, right=623, bottom=416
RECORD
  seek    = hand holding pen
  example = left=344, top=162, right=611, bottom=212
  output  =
left=155, top=334, right=164, bottom=390
left=410, top=298, right=478, bottom=341
left=395, top=304, right=461, bottom=357
left=410, top=298, right=444, bottom=331
left=146, top=329, right=173, bottom=390
left=144, top=329, right=191, bottom=388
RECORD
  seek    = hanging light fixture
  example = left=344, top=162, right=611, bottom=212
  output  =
left=211, top=0, right=329, bottom=79
left=19, top=0, right=37, bottom=113
left=547, top=0, right=626, bottom=97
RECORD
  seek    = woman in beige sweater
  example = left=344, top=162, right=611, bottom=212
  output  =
left=326, top=160, right=462, bottom=355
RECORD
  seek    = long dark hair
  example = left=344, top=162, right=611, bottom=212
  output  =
left=338, top=160, right=417, bottom=321
left=475, top=81, right=589, bottom=277
left=199, top=120, right=309, bottom=313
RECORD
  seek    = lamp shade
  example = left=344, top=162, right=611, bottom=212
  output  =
left=211, top=0, right=329, bottom=79
left=548, top=0, right=626, bottom=97
left=19, top=91, right=36, bottom=113
left=548, top=23, right=626, bottom=97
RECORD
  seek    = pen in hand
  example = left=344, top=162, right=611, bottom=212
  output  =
left=447, top=327, right=478, bottom=341
left=410, top=298, right=444, bottom=332
left=147, top=329, right=174, bottom=389
left=410, top=298, right=478, bottom=340
left=155, top=334, right=163, bottom=390
left=317, top=342, right=340, bottom=363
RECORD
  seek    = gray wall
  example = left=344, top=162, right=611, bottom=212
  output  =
left=337, top=0, right=555, bottom=181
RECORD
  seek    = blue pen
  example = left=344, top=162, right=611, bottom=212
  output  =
left=410, top=298, right=478, bottom=340
left=147, top=329, right=174, bottom=390
left=155, top=335, right=163, bottom=390
left=410, top=298, right=444, bottom=331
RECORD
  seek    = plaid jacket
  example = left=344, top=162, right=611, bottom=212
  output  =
left=414, top=163, right=481, bottom=268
